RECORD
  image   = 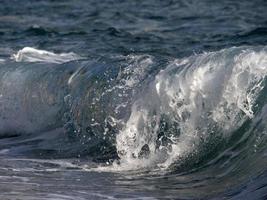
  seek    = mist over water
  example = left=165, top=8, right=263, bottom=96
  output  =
left=0, top=0, right=267, bottom=199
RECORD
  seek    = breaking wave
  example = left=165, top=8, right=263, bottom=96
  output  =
left=0, top=46, right=267, bottom=180
left=114, top=46, right=267, bottom=171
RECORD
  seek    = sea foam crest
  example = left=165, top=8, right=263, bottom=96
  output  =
left=12, top=47, right=82, bottom=64
left=115, top=47, right=267, bottom=171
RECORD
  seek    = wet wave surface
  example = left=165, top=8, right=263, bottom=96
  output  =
left=1, top=0, right=267, bottom=199
left=0, top=46, right=267, bottom=199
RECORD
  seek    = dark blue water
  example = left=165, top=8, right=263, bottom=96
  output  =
left=0, top=0, right=267, bottom=199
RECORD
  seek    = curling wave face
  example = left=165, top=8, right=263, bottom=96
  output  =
left=116, top=46, right=267, bottom=171
left=0, top=46, right=267, bottom=198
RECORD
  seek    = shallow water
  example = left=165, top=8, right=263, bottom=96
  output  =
left=0, top=0, right=267, bottom=199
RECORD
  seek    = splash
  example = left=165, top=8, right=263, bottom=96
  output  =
left=114, top=46, right=267, bottom=171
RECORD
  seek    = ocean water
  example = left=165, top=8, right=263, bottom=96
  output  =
left=0, top=0, right=267, bottom=199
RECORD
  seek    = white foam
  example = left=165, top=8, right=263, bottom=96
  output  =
left=113, top=46, right=267, bottom=171
left=12, top=47, right=82, bottom=64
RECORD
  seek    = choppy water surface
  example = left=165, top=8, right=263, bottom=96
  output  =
left=0, top=0, right=267, bottom=199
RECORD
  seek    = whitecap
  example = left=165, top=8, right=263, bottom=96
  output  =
left=12, top=47, right=83, bottom=64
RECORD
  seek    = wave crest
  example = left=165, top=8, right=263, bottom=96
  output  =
left=115, top=46, right=267, bottom=171
left=12, top=47, right=83, bottom=64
